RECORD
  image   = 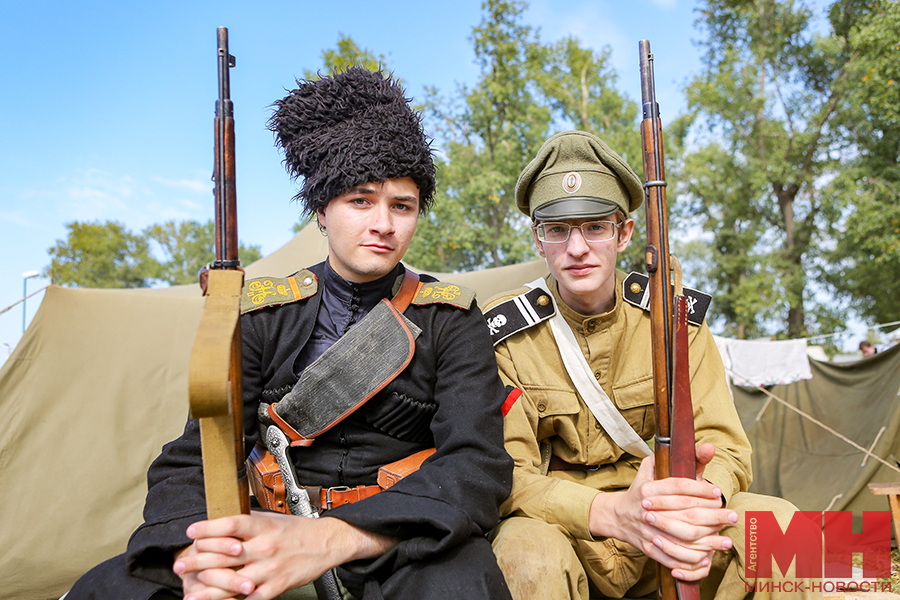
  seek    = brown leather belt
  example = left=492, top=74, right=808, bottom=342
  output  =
left=548, top=456, right=600, bottom=472
left=304, top=484, right=382, bottom=511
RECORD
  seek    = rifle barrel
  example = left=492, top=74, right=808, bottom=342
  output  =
left=215, top=27, right=239, bottom=270
left=639, top=39, right=673, bottom=437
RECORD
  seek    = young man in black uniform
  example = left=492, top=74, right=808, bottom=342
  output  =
left=67, top=68, right=513, bottom=600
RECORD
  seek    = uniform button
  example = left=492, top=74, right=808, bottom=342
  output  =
left=586, top=320, right=596, bottom=333
left=595, top=422, right=602, bottom=430
left=537, top=295, right=550, bottom=306
left=594, top=371, right=601, bottom=380
left=538, top=402, right=546, bottom=412
left=303, top=277, right=313, bottom=286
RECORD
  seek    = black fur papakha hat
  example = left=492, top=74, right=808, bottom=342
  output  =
left=268, top=67, right=436, bottom=216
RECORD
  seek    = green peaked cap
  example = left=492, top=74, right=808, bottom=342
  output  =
left=516, top=131, right=644, bottom=219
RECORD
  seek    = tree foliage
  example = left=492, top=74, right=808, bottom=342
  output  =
left=406, top=0, right=643, bottom=274
left=47, top=221, right=160, bottom=288
left=147, top=220, right=262, bottom=286
left=302, top=34, right=389, bottom=81
left=822, top=0, right=900, bottom=325
left=47, top=219, right=262, bottom=288
left=285, top=2, right=900, bottom=340
left=294, top=9, right=645, bottom=276
left=407, top=0, right=550, bottom=272
left=679, top=0, right=862, bottom=338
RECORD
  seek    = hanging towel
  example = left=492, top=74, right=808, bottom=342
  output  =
left=723, top=338, right=813, bottom=387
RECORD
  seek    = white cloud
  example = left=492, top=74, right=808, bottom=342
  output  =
left=179, top=199, right=206, bottom=212
left=8, top=168, right=214, bottom=233
left=61, top=169, right=147, bottom=222
left=0, top=209, right=32, bottom=227
left=153, top=175, right=212, bottom=196
left=522, top=0, right=643, bottom=90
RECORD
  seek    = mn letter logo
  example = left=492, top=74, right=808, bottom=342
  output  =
left=746, top=511, right=890, bottom=578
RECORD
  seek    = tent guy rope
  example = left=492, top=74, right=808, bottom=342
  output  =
left=726, top=367, right=900, bottom=477
left=0, top=285, right=50, bottom=318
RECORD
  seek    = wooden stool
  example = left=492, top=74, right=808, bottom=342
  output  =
left=867, top=482, right=900, bottom=542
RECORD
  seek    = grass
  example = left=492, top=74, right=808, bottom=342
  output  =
left=850, top=549, right=900, bottom=593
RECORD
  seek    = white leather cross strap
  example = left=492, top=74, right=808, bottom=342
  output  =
left=526, top=278, right=652, bottom=458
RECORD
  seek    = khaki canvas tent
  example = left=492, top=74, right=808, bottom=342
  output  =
left=733, top=342, right=900, bottom=518
left=5, top=222, right=900, bottom=600
left=0, top=223, right=547, bottom=600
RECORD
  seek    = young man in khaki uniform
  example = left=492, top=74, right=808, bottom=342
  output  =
left=483, top=131, right=817, bottom=600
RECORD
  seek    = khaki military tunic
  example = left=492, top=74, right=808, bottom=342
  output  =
left=485, top=271, right=817, bottom=600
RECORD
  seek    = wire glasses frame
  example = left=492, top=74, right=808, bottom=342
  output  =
left=532, top=220, right=622, bottom=243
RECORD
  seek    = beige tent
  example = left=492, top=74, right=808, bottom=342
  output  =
left=12, top=222, right=899, bottom=600
left=0, top=223, right=546, bottom=600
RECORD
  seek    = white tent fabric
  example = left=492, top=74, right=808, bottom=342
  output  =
left=0, top=223, right=546, bottom=600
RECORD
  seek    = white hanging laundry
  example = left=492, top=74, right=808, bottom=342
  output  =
left=723, top=338, right=813, bottom=387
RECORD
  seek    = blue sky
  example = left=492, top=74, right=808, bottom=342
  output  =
left=2, top=0, right=810, bottom=358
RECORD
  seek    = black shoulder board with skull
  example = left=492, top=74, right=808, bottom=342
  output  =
left=483, top=287, right=556, bottom=346
left=622, top=272, right=711, bottom=326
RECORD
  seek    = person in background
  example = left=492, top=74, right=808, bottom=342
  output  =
left=860, top=340, right=877, bottom=357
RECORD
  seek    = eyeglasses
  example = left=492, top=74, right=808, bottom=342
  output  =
left=533, top=220, right=622, bottom=243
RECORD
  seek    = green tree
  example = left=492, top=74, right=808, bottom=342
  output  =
left=678, top=142, right=780, bottom=338
left=407, top=0, right=552, bottom=272
left=407, top=2, right=656, bottom=275
left=823, top=0, right=900, bottom=325
left=146, top=220, right=262, bottom=286
left=46, top=220, right=160, bottom=288
left=681, top=0, right=858, bottom=338
left=527, top=34, right=651, bottom=275
left=302, top=34, right=389, bottom=81
left=530, top=36, right=640, bottom=160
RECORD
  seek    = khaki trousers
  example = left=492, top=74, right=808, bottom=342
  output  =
left=491, top=492, right=821, bottom=600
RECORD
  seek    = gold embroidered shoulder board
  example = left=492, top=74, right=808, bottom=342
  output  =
left=240, top=271, right=318, bottom=314
left=411, top=282, right=475, bottom=310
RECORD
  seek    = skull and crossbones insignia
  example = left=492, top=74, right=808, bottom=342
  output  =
left=487, top=314, right=508, bottom=335
left=685, top=295, right=698, bottom=314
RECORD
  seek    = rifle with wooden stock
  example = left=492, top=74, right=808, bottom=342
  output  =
left=638, top=40, right=702, bottom=600
left=188, top=26, right=250, bottom=520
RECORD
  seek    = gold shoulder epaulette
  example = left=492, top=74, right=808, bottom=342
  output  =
left=241, top=270, right=318, bottom=314
left=411, top=281, right=475, bottom=310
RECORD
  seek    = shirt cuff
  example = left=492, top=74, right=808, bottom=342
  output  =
left=543, top=479, right=602, bottom=540
left=701, top=462, right=735, bottom=506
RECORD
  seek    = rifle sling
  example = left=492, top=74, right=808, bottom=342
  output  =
left=526, top=278, right=652, bottom=459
